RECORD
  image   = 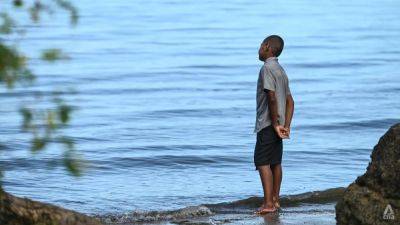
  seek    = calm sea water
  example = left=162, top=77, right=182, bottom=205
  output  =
left=1, top=0, right=399, bottom=214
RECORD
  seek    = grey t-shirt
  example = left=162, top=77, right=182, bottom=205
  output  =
left=254, top=56, right=291, bottom=133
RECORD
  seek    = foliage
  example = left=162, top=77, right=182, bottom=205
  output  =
left=41, top=48, right=70, bottom=61
left=0, top=0, right=83, bottom=186
left=0, top=43, right=34, bottom=88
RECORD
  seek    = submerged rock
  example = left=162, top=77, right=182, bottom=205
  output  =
left=0, top=189, right=102, bottom=225
left=97, top=205, right=213, bottom=224
left=336, top=123, right=400, bottom=225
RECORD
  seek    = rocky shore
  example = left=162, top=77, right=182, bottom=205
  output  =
left=0, top=188, right=102, bottom=225
left=336, top=123, right=399, bottom=225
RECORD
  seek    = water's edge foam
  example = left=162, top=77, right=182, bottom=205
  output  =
left=94, top=187, right=345, bottom=224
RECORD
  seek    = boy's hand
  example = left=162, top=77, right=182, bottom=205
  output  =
left=274, top=125, right=289, bottom=139
left=283, top=126, right=290, bottom=138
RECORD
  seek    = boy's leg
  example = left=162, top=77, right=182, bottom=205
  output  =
left=257, top=165, right=275, bottom=209
left=271, top=164, right=282, bottom=206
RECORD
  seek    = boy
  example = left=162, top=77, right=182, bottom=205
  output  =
left=254, top=35, right=294, bottom=214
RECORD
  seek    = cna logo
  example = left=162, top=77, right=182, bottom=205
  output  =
left=383, top=204, right=395, bottom=220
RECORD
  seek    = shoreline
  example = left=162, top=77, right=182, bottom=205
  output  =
left=95, top=187, right=345, bottom=225
left=159, top=203, right=337, bottom=225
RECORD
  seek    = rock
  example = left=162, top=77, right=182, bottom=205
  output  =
left=97, top=205, right=213, bottom=224
left=0, top=188, right=103, bottom=225
left=336, top=123, right=400, bottom=225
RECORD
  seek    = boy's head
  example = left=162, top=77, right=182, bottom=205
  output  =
left=258, top=35, right=284, bottom=61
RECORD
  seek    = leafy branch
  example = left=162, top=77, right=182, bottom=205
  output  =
left=0, top=0, right=83, bottom=187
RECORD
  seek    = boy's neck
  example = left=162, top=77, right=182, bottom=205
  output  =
left=265, top=56, right=277, bottom=62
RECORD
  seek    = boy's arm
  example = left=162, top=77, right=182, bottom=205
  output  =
left=284, top=94, right=294, bottom=135
left=265, top=89, right=288, bottom=139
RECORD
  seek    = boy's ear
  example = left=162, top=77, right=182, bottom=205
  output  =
left=261, top=44, right=268, bottom=52
left=265, top=43, right=270, bottom=51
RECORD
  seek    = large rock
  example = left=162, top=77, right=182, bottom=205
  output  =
left=0, top=188, right=103, bottom=225
left=336, top=123, right=400, bottom=225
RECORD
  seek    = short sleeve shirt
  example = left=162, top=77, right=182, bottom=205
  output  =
left=254, top=57, right=291, bottom=133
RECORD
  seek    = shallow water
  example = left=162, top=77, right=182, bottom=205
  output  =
left=159, top=204, right=337, bottom=225
left=1, top=0, right=400, bottom=214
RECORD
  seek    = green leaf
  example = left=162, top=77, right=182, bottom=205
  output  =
left=28, top=2, right=46, bottom=23
left=19, top=107, right=32, bottom=128
left=0, top=13, right=15, bottom=34
left=31, top=137, right=46, bottom=152
left=13, top=0, right=23, bottom=7
left=58, top=104, right=72, bottom=123
left=46, top=110, right=57, bottom=129
left=55, top=0, right=79, bottom=25
left=63, top=151, right=82, bottom=177
left=0, top=43, right=33, bottom=88
left=41, top=48, right=69, bottom=62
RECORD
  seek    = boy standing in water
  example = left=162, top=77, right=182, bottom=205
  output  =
left=254, top=35, right=294, bottom=214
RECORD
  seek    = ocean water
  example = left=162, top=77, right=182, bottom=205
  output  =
left=1, top=0, right=399, bottom=215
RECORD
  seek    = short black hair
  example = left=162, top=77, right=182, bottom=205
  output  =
left=263, top=35, right=284, bottom=57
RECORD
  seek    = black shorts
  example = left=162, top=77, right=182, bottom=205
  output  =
left=254, top=125, right=283, bottom=170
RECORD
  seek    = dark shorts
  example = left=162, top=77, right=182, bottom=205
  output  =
left=254, top=125, right=283, bottom=170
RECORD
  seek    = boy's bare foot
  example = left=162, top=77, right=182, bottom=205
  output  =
left=257, top=203, right=266, bottom=211
left=255, top=203, right=276, bottom=214
left=272, top=196, right=281, bottom=208
left=255, top=206, right=276, bottom=214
